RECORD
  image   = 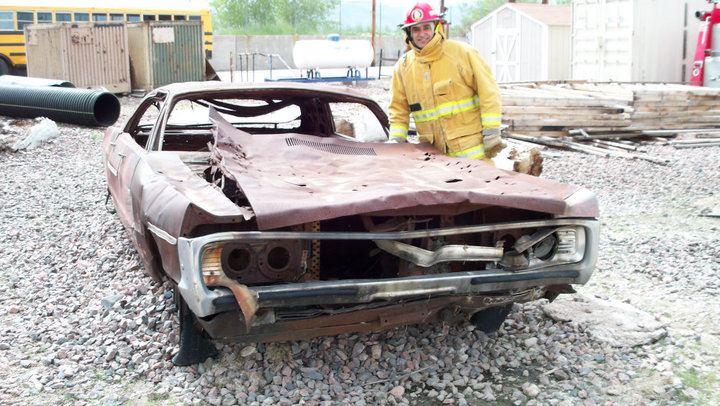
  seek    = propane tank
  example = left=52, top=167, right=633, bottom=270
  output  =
left=293, top=35, right=374, bottom=70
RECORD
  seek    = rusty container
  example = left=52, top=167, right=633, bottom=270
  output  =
left=127, top=21, right=205, bottom=91
left=24, top=22, right=131, bottom=94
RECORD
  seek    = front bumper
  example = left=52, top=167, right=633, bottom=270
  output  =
left=197, top=288, right=550, bottom=342
left=176, top=218, right=599, bottom=335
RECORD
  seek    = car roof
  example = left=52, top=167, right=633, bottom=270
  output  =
left=152, top=81, right=378, bottom=104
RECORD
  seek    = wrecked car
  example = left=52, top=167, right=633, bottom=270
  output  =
left=102, top=81, right=599, bottom=365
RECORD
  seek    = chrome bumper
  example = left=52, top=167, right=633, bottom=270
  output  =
left=176, top=219, right=599, bottom=318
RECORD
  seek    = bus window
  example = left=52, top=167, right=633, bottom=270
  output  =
left=56, top=12, right=72, bottom=22
left=143, top=14, right=156, bottom=21
left=0, top=11, right=13, bottom=30
left=110, top=14, right=124, bottom=22
left=92, top=13, right=107, bottom=22
left=37, top=12, right=52, bottom=24
left=17, top=11, right=34, bottom=30
left=189, top=15, right=201, bottom=21
left=174, top=15, right=187, bottom=21
left=126, top=14, right=140, bottom=22
left=74, top=12, right=89, bottom=22
left=158, top=14, right=172, bottom=21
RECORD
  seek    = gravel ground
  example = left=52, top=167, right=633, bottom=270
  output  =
left=1, top=82, right=719, bottom=406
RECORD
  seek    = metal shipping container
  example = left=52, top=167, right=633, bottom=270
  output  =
left=127, top=21, right=205, bottom=91
left=571, top=0, right=708, bottom=83
left=24, top=22, right=130, bottom=94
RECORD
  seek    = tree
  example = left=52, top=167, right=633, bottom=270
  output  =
left=211, top=0, right=340, bottom=35
left=454, top=0, right=571, bottom=35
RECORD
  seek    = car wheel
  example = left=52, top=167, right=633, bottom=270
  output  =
left=171, top=287, right=218, bottom=366
left=0, top=59, right=9, bottom=76
left=470, top=303, right=513, bottom=334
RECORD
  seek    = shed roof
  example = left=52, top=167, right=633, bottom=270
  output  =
left=506, top=3, right=571, bottom=26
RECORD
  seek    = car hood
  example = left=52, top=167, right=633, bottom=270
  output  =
left=210, top=108, right=598, bottom=230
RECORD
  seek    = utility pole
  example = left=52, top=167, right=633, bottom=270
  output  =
left=440, top=0, right=449, bottom=38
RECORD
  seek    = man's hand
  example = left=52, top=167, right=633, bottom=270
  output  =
left=482, top=128, right=506, bottom=159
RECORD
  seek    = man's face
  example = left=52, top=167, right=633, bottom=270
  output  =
left=410, top=22, right=434, bottom=49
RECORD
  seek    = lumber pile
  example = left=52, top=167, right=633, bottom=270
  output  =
left=499, top=82, right=720, bottom=163
left=501, top=83, right=633, bottom=137
left=500, top=82, right=720, bottom=138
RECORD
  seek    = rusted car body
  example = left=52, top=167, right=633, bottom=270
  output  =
left=103, top=81, right=599, bottom=364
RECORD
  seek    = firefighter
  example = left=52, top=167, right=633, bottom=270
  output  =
left=388, top=1, right=504, bottom=162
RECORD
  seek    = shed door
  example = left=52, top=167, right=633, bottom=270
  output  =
left=493, top=7, right=520, bottom=82
left=495, top=29, right=519, bottom=82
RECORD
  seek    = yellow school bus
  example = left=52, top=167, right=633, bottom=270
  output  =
left=0, top=1, right=213, bottom=75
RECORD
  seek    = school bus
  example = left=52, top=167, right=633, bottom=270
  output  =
left=0, top=1, right=213, bottom=75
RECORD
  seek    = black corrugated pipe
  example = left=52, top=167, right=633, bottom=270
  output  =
left=0, top=84, right=120, bottom=127
left=0, top=75, right=75, bottom=88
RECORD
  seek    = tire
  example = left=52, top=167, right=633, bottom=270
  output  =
left=0, top=59, right=9, bottom=76
left=171, top=288, right=218, bottom=366
left=471, top=303, right=514, bottom=334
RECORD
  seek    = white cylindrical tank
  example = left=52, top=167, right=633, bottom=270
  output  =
left=293, top=38, right=374, bottom=70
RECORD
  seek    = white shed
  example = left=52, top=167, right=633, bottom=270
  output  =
left=471, top=3, right=571, bottom=83
left=571, top=0, right=707, bottom=83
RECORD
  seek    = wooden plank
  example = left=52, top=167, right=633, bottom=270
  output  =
left=502, top=105, right=631, bottom=114
left=669, top=138, right=720, bottom=144
left=633, top=104, right=719, bottom=113
left=631, top=116, right=720, bottom=124
left=507, top=132, right=668, bottom=164
left=501, top=97, right=631, bottom=108
left=549, top=85, right=635, bottom=102
left=509, top=113, right=631, bottom=121
left=590, top=139, right=648, bottom=152
left=507, top=128, right=568, bottom=137
left=509, top=118, right=631, bottom=127
left=500, top=87, right=630, bottom=104
left=566, top=83, right=635, bottom=100
left=671, top=141, right=720, bottom=148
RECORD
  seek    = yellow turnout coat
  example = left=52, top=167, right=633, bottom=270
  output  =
left=388, top=33, right=502, bottom=160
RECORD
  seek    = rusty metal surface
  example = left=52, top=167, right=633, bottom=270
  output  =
left=210, top=108, right=598, bottom=231
left=104, top=81, right=598, bottom=297
left=198, top=289, right=546, bottom=343
left=127, top=21, right=204, bottom=91
left=103, top=127, right=253, bottom=281
left=25, top=22, right=130, bottom=94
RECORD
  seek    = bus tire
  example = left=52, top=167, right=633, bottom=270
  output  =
left=0, top=59, right=9, bottom=76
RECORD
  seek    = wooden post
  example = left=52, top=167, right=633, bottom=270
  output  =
left=440, top=0, right=449, bottom=38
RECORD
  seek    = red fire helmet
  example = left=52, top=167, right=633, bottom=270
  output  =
left=400, top=2, right=445, bottom=29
